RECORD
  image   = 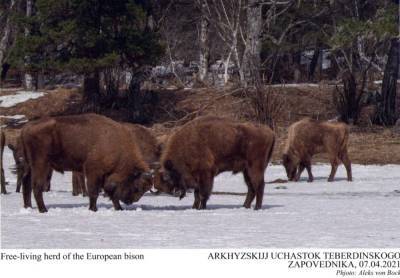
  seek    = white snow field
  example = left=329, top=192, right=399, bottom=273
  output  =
left=1, top=146, right=400, bottom=249
left=0, top=90, right=45, bottom=108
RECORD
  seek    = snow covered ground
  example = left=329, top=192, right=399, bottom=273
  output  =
left=0, top=90, right=45, bottom=108
left=1, top=146, right=400, bottom=249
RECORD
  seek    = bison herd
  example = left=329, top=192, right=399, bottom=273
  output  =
left=0, top=114, right=352, bottom=213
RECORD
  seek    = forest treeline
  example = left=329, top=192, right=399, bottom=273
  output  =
left=0, top=0, right=399, bottom=125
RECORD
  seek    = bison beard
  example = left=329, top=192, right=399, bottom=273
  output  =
left=282, top=118, right=352, bottom=182
left=155, top=116, right=275, bottom=210
left=20, top=114, right=153, bottom=213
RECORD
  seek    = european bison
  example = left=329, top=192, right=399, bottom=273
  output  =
left=0, top=129, right=5, bottom=194
left=282, top=118, right=352, bottom=182
left=68, top=123, right=160, bottom=197
left=20, top=113, right=153, bottom=212
left=154, top=116, right=275, bottom=210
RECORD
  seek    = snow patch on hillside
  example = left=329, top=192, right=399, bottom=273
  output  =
left=0, top=91, right=45, bottom=108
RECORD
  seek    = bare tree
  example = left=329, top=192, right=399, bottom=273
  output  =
left=374, top=38, right=399, bottom=125
left=198, top=1, right=210, bottom=81
left=241, top=0, right=262, bottom=86
left=201, top=0, right=244, bottom=85
left=24, top=0, right=34, bottom=90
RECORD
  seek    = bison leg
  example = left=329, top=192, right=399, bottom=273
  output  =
left=294, top=163, right=305, bottom=182
left=112, top=198, right=123, bottom=211
left=305, top=162, right=314, bottom=182
left=0, top=166, right=6, bottom=194
left=340, top=151, right=352, bottom=182
left=16, top=168, right=22, bottom=193
left=72, top=172, right=87, bottom=196
left=198, top=192, right=210, bottom=209
left=33, top=187, right=47, bottom=213
left=198, top=172, right=213, bottom=210
left=86, top=173, right=101, bottom=212
left=44, top=170, right=52, bottom=192
left=22, top=170, right=32, bottom=208
left=244, top=167, right=265, bottom=210
left=31, top=165, right=51, bottom=213
left=89, top=196, right=98, bottom=212
left=255, top=182, right=265, bottom=210
left=80, top=174, right=87, bottom=197
left=72, top=172, right=80, bottom=196
left=328, top=158, right=339, bottom=182
left=192, top=189, right=201, bottom=209
left=252, top=172, right=265, bottom=210
left=243, top=170, right=256, bottom=209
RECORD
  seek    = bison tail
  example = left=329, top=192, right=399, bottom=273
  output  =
left=266, top=136, right=275, bottom=166
left=340, top=127, right=350, bottom=153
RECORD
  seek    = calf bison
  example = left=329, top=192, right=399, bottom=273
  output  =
left=282, top=118, right=352, bottom=182
left=20, top=113, right=153, bottom=212
left=153, top=116, right=275, bottom=210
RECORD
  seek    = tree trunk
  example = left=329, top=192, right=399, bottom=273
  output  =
left=242, top=0, right=262, bottom=87
left=24, top=0, right=34, bottom=90
left=293, top=51, right=301, bottom=83
left=308, top=42, right=321, bottom=81
left=1, top=63, right=10, bottom=81
left=374, top=38, right=399, bottom=125
left=0, top=0, right=15, bottom=68
left=83, top=71, right=100, bottom=111
left=198, top=2, right=209, bottom=82
left=223, top=53, right=232, bottom=85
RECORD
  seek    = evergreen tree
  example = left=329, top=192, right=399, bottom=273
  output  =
left=11, top=0, right=164, bottom=103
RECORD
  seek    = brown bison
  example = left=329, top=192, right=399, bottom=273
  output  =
left=282, top=118, right=352, bottom=182
left=0, top=129, right=5, bottom=194
left=68, top=123, right=160, bottom=197
left=20, top=113, right=153, bottom=213
left=153, top=116, right=275, bottom=210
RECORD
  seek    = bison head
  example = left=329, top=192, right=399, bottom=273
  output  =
left=282, top=153, right=298, bottom=181
left=151, top=160, right=186, bottom=199
left=104, top=169, right=153, bottom=205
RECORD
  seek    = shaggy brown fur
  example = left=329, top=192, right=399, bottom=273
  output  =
left=20, top=113, right=153, bottom=213
left=155, top=116, right=275, bottom=210
left=123, top=123, right=161, bottom=165
left=0, top=129, right=5, bottom=194
left=67, top=123, right=160, bottom=198
left=282, top=118, right=352, bottom=182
